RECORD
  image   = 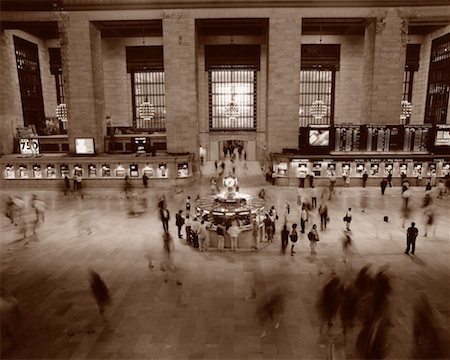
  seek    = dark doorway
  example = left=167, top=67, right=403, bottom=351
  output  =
left=219, top=140, right=246, bottom=160
left=14, top=36, right=46, bottom=134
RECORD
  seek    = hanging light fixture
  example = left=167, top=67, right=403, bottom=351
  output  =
left=309, top=24, right=327, bottom=121
left=139, top=97, right=155, bottom=120
left=56, top=103, right=68, bottom=122
left=400, top=100, right=412, bottom=123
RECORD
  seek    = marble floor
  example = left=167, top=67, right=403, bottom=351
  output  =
left=1, top=177, right=449, bottom=360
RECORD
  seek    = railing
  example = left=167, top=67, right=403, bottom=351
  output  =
left=210, top=117, right=255, bottom=131
left=135, top=117, right=166, bottom=133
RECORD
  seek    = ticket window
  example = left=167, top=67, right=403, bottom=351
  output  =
left=73, top=165, right=83, bottom=177
left=33, top=165, right=42, bottom=178
left=4, top=165, right=16, bottom=179
left=158, top=164, right=168, bottom=178
left=370, top=163, right=380, bottom=176
left=130, top=164, right=139, bottom=178
left=327, top=164, right=336, bottom=176
left=427, top=164, right=437, bottom=176
left=355, top=163, right=365, bottom=177
left=442, top=163, right=450, bottom=176
left=312, top=162, right=322, bottom=177
left=101, top=164, right=111, bottom=177
left=399, top=163, right=408, bottom=176
left=115, top=165, right=126, bottom=177
left=60, top=164, right=69, bottom=178
left=177, top=163, right=189, bottom=177
left=4, top=165, right=15, bottom=179
left=413, top=163, right=423, bottom=177
left=385, top=163, right=393, bottom=177
left=19, top=165, right=29, bottom=178
left=342, top=164, right=351, bottom=177
left=297, top=164, right=308, bottom=178
left=143, top=165, right=154, bottom=177
left=88, top=164, right=97, bottom=177
left=46, top=165, right=56, bottom=178
left=276, top=162, right=288, bottom=176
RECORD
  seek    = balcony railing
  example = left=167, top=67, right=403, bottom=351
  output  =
left=135, top=117, right=166, bottom=133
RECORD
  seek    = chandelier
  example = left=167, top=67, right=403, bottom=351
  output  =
left=400, top=100, right=412, bottom=123
left=139, top=98, right=155, bottom=120
left=56, top=103, right=68, bottom=122
left=310, top=99, right=327, bottom=120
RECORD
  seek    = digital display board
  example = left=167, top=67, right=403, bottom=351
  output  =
left=75, top=138, right=95, bottom=155
left=309, top=130, right=329, bottom=146
left=435, top=130, right=450, bottom=146
left=19, top=138, right=40, bottom=155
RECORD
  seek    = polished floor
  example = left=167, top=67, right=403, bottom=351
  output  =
left=1, top=175, right=449, bottom=360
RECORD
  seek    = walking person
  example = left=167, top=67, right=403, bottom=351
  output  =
left=329, top=173, right=336, bottom=199
left=300, top=205, right=308, bottom=234
left=185, top=215, right=192, bottom=245
left=197, top=220, right=208, bottom=252
left=160, top=205, right=170, bottom=233
left=405, top=222, right=419, bottom=255
left=281, top=224, right=289, bottom=255
left=256, top=287, right=286, bottom=338
left=319, top=203, right=328, bottom=231
left=290, top=223, right=298, bottom=256
left=161, top=232, right=182, bottom=285
left=185, top=196, right=191, bottom=214
left=307, top=224, right=320, bottom=255
left=387, top=172, right=393, bottom=187
left=175, top=210, right=185, bottom=239
left=380, top=178, right=388, bottom=195
left=252, top=219, right=259, bottom=250
left=344, top=208, right=352, bottom=231
left=89, top=270, right=111, bottom=321
left=142, top=173, right=149, bottom=188
left=64, top=175, right=71, bottom=195
left=362, top=171, right=368, bottom=187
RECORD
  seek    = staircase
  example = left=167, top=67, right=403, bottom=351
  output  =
left=200, top=160, right=266, bottom=187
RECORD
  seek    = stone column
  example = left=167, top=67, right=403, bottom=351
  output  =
left=267, top=13, right=302, bottom=154
left=163, top=15, right=198, bottom=155
left=362, top=10, right=408, bottom=124
left=61, top=14, right=106, bottom=154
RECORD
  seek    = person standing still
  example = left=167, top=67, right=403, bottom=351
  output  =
left=311, top=186, right=318, bottom=209
left=290, top=224, right=298, bottom=256
left=216, top=222, right=225, bottom=251
left=175, top=210, right=185, bottom=239
left=300, top=205, right=308, bottom=234
left=308, top=224, right=320, bottom=255
left=405, top=222, right=419, bottom=255
left=387, top=172, right=393, bottom=187
left=228, top=221, right=240, bottom=251
left=142, top=173, right=148, bottom=188
left=185, top=196, right=191, bottom=214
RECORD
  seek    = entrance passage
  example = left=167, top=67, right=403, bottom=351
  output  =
left=219, top=140, right=246, bottom=160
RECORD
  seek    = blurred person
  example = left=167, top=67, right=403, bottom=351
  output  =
left=217, top=221, right=226, bottom=251
left=402, top=186, right=411, bottom=208
left=307, top=224, right=320, bottom=255
left=354, top=265, right=373, bottom=299
left=269, top=205, right=278, bottom=233
left=290, top=223, right=298, bottom=256
left=64, top=175, right=71, bottom=195
left=360, top=188, right=368, bottom=212
left=340, top=283, right=360, bottom=340
left=263, top=214, right=274, bottom=242
left=380, top=178, right=388, bottom=195
left=412, top=293, right=444, bottom=359
left=252, top=219, right=259, bottom=250
left=436, top=180, right=445, bottom=199
left=319, top=202, right=328, bottom=231
left=281, top=223, right=289, bottom=255
left=370, top=267, right=392, bottom=319
left=161, top=232, right=182, bottom=285
left=425, top=181, right=432, bottom=192
left=300, top=205, right=308, bottom=234
left=258, top=188, right=266, bottom=200
left=1, top=287, right=22, bottom=344
left=89, top=270, right=111, bottom=321
left=185, top=196, right=191, bottom=214
left=142, top=173, right=148, bottom=188
left=317, top=276, right=344, bottom=335
left=423, top=206, right=435, bottom=237
left=401, top=203, right=412, bottom=229
left=341, top=231, right=354, bottom=267
left=311, top=186, right=318, bottom=208
left=405, top=222, right=419, bottom=255
left=123, top=175, right=132, bottom=197
left=256, top=287, right=286, bottom=338
left=31, top=194, right=46, bottom=223
left=356, top=315, right=391, bottom=359
left=329, top=173, right=336, bottom=199
left=283, top=200, right=290, bottom=222
left=422, top=189, right=433, bottom=208
left=387, top=172, right=393, bottom=187
left=362, top=171, right=368, bottom=187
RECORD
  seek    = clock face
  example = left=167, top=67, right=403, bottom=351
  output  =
left=224, top=177, right=235, bottom=186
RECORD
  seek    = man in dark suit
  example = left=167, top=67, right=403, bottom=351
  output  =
left=175, top=210, right=185, bottom=239
left=405, top=222, right=419, bottom=255
left=160, top=206, right=170, bottom=233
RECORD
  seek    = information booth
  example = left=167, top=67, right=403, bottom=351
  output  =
left=342, top=163, right=351, bottom=176
left=412, top=163, right=423, bottom=177
left=399, top=162, right=408, bottom=176
left=312, top=162, right=322, bottom=177
left=355, top=162, right=365, bottom=177
left=275, top=162, right=288, bottom=177
left=370, top=163, right=380, bottom=176
left=327, top=163, right=336, bottom=176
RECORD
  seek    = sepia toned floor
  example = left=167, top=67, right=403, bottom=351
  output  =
left=1, top=172, right=449, bottom=360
